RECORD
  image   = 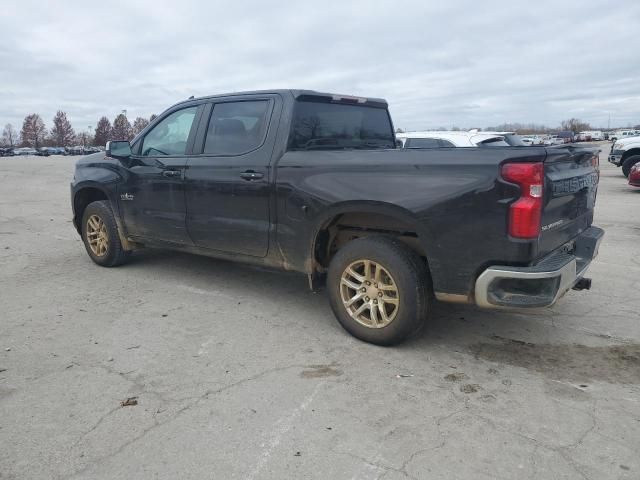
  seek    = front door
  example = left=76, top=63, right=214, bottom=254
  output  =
left=119, top=106, right=199, bottom=244
left=184, top=97, right=279, bottom=257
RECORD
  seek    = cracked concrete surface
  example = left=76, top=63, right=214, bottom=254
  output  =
left=0, top=149, right=639, bottom=479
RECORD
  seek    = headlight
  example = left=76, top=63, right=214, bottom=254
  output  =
left=615, top=143, right=624, bottom=150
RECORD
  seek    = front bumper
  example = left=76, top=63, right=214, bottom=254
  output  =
left=608, top=150, right=624, bottom=166
left=475, top=226, right=604, bottom=308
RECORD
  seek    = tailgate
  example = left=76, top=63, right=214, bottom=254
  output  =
left=538, top=146, right=600, bottom=258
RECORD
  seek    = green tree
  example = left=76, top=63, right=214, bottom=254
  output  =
left=50, top=111, right=75, bottom=147
left=93, top=117, right=112, bottom=147
left=111, top=114, right=132, bottom=141
left=132, top=116, right=149, bottom=136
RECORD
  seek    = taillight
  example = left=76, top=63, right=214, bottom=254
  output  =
left=501, top=162, right=544, bottom=239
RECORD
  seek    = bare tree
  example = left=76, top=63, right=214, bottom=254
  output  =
left=50, top=111, right=75, bottom=147
left=132, top=117, right=149, bottom=136
left=111, top=114, right=132, bottom=141
left=20, top=114, right=47, bottom=148
left=74, top=131, right=93, bottom=149
left=93, top=117, right=112, bottom=147
left=149, top=114, right=158, bottom=122
left=560, top=118, right=591, bottom=133
left=2, top=123, right=17, bottom=147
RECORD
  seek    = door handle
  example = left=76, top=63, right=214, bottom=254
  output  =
left=162, top=170, right=181, bottom=178
left=239, top=171, right=264, bottom=180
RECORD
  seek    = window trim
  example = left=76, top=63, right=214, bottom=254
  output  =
left=195, top=98, right=275, bottom=157
left=135, top=104, right=202, bottom=157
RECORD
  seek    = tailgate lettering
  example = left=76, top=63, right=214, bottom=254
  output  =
left=551, top=173, right=598, bottom=197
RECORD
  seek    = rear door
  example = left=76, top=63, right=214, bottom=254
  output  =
left=538, top=146, right=599, bottom=256
left=184, top=95, right=281, bottom=257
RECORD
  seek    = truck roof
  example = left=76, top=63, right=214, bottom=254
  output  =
left=174, top=89, right=388, bottom=108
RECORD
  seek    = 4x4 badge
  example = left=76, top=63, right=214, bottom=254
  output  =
left=120, top=193, right=134, bottom=201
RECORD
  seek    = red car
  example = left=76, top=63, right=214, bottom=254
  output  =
left=630, top=163, right=640, bottom=187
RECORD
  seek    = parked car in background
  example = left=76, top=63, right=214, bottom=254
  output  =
left=588, top=131, right=603, bottom=141
left=0, top=147, right=15, bottom=156
left=629, top=163, right=640, bottom=187
left=609, top=130, right=640, bottom=142
left=69, top=89, right=603, bottom=345
left=556, top=131, right=574, bottom=143
left=67, top=146, right=85, bottom=155
left=12, top=147, right=37, bottom=156
left=521, top=135, right=544, bottom=146
left=35, top=147, right=50, bottom=156
left=46, top=147, right=68, bottom=155
left=549, top=136, right=565, bottom=145
left=575, top=132, right=591, bottom=142
left=481, top=131, right=526, bottom=146
left=608, top=135, right=640, bottom=177
left=397, top=130, right=508, bottom=148
left=83, top=146, right=101, bottom=154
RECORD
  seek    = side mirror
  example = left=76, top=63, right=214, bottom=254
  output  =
left=395, top=139, right=404, bottom=148
left=106, top=140, right=132, bottom=158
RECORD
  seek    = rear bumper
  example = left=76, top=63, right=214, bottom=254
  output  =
left=475, top=226, right=604, bottom=309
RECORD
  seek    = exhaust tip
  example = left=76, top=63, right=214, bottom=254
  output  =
left=572, top=277, right=592, bottom=291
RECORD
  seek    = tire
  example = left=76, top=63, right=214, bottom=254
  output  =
left=327, top=236, right=431, bottom=346
left=81, top=200, right=129, bottom=267
left=622, top=155, right=640, bottom=178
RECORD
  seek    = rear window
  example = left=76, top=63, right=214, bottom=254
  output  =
left=502, top=134, right=526, bottom=146
left=477, top=137, right=510, bottom=147
left=288, top=100, right=394, bottom=151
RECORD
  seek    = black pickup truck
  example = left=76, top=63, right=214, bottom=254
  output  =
left=71, top=90, right=603, bottom=345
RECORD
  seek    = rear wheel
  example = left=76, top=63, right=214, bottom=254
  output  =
left=327, top=236, right=431, bottom=345
left=81, top=200, right=129, bottom=267
left=622, top=155, right=640, bottom=178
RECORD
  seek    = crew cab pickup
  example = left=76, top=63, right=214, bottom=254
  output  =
left=71, top=90, right=603, bottom=345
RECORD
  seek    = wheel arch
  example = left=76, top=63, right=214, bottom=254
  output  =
left=309, top=201, right=434, bottom=273
left=72, top=183, right=114, bottom=234
left=621, top=148, right=640, bottom=162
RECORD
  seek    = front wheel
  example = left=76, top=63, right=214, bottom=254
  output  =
left=81, top=200, right=129, bottom=267
left=622, top=155, right=640, bottom=178
left=327, top=236, right=432, bottom=346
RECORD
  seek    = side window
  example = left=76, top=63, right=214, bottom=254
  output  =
left=438, top=139, right=455, bottom=148
left=141, top=107, right=197, bottom=156
left=203, top=101, right=270, bottom=155
left=405, top=137, right=441, bottom=148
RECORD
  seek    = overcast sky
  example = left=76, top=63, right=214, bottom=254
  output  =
left=1, top=0, right=639, bottom=134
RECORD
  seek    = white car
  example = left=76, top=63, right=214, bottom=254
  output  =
left=12, top=147, right=37, bottom=156
left=586, top=131, right=603, bottom=141
left=480, top=131, right=526, bottom=146
left=609, top=130, right=640, bottom=142
left=549, top=136, right=565, bottom=146
left=397, top=130, right=508, bottom=148
left=521, top=135, right=544, bottom=146
left=608, top=136, right=640, bottom=176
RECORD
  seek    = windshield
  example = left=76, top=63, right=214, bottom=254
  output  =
left=288, top=100, right=395, bottom=151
